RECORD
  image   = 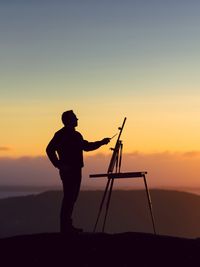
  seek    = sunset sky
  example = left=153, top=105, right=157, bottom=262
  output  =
left=1, top=1, right=200, bottom=189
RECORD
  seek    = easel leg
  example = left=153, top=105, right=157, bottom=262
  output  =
left=102, top=178, right=114, bottom=232
left=93, top=178, right=111, bottom=232
left=143, top=175, right=157, bottom=235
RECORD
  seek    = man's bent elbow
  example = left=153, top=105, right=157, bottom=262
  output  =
left=46, top=146, right=50, bottom=155
left=46, top=145, right=53, bottom=157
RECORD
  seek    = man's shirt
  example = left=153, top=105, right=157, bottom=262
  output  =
left=46, top=126, right=102, bottom=169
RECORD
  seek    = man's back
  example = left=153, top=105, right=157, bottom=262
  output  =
left=47, top=126, right=84, bottom=168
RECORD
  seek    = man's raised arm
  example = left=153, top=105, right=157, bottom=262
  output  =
left=83, top=138, right=110, bottom=151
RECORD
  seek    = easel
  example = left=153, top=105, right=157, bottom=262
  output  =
left=90, top=118, right=156, bottom=234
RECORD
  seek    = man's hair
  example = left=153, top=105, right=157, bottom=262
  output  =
left=61, top=110, right=74, bottom=125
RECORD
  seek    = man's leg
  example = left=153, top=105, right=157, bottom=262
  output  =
left=59, top=169, right=81, bottom=233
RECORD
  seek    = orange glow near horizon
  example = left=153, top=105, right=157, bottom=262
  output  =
left=1, top=93, right=200, bottom=157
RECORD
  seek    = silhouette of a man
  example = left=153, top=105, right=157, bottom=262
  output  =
left=46, top=110, right=110, bottom=233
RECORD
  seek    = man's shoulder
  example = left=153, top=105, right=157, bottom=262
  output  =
left=54, top=127, right=83, bottom=139
left=54, top=127, right=65, bottom=136
left=74, top=130, right=82, bottom=135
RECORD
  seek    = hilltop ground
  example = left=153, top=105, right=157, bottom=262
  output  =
left=0, top=231, right=199, bottom=266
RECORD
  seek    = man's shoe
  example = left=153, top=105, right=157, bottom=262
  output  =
left=71, top=226, right=83, bottom=233
left=60, top=225, right=83, bottom=235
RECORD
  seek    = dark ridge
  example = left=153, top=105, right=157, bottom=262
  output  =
left=1, top=189, right=200, bottom=239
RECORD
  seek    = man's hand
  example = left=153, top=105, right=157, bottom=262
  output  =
left=55, top=161, right=71, bottom=171
left=101, top=138, right=110, bottom=145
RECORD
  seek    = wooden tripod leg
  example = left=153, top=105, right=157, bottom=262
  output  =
left=102, top=178, right=115, bottom=232
left=93, top=178, right=111, bottom=232
left=143, top=175, right=157, bottom=235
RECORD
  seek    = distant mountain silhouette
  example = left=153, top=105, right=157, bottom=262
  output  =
left=1, top=190, right=200, bottom=238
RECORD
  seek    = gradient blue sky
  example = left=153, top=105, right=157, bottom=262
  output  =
left=1, top=0, right=200, bottom=101
left=1, top=1, right=200, bottom=188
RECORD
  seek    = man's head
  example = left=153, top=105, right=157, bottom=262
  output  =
left=61, top=110, right=78, bottom=127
